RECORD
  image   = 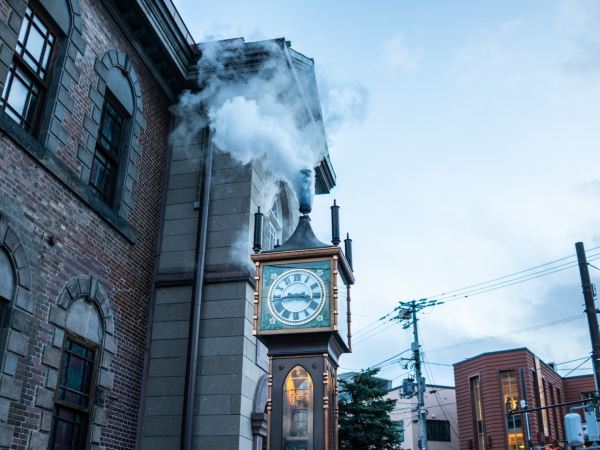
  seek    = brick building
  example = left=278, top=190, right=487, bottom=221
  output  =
left=454, top=348, right=595, bottom=450
left=0, top=1, right=334, bottom=449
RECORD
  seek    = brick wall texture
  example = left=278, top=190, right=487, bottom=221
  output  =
left=454, top=348, right=595, bottom=450
left=0, top=0, right=171, bottom=447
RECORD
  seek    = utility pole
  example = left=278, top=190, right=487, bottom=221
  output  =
left=519, top=368, right=533, bottom=450
left=391, top=299, right=442, bottom=450
left=575, top=242, right=600, bottom=392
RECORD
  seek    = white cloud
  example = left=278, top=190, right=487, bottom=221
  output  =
left=381, top=34, right=420, bottom=72
left=316, top=68, right=369, bottom=135
left=451, top=18, right=524, bottom=85
left=557, top=0, right=600, bottom=71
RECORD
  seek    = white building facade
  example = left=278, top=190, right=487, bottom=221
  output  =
left=387, top=384, right=460, bottom=450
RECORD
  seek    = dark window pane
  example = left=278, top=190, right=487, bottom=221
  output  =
left=49, top=406, right=84, bottom=450
left=90, top=96, right=126, bottom=202
left=98, top=102, right=123, bottom=156
left=57, top=337, right=95, bottom=407
left=1, top=64, right=40, bottom=129
left=4, top=68, right=29, bottom=118
left=24, top=27, right=44, bottom=67
left=50, top=338, right=96, bottom=449
left=16, top=10, right=29, bottom=44
left=2, top=6, right=54, bottom=130
left=14, top=7, right=55, bottom=79
left=426, top=420, right=451, bottom=441
left=90, top=153, right=114, bottom=201
left=0, top=248, right=15, bottom=300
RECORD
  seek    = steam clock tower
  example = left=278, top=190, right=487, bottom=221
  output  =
left=251, top=202, right=354, bottom=450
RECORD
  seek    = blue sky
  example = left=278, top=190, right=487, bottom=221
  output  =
left=174, top=0, right=600, bottom=386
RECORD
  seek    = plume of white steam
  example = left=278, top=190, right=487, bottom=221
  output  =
left=317, top=69, right=369, bottom=135
left=171, top=39, right=325, bottom=211
left=209, top=96, right=319, bottom=209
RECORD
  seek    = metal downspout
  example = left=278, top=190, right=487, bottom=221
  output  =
left=181, top=131, right=213, bottom=450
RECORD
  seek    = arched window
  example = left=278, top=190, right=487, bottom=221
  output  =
left=49, top=298, right=103, bottom=450
left=89, top=66, right=134, bottom=205
left=80, top=50, right=145, bottom=218
left=283, top=365, right=314, bottom=450
left=0, top=247, right=15, bottom=325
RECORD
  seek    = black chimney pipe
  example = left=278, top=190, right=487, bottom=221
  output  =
left=344, top=233, right=353, bottom=270
left=331, top=200, right=340, bottom=246
left=253, top=208, right=264, bottom=253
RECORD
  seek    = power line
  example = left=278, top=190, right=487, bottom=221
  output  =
left=562, top=357, right=592, bottom=377
left=427, top=314, right=585, bottom=354
left=353, top=322, right=398, bottom=346
left=353, top=316, right=391, bottom=338
left=553, top=356, right=590, bottom=366
left=353, top=250, right=600, bottom=347
left=428, top=247, right=600, bottom=300
left=424, top=361, right=453, bottom=367
left=422, top=356, right=460, bottom=439
left=439, top=253, right=600, bottom=304
left=367, top=314, right=585, bottom=370
left=368, top=348, right=412, bottom=370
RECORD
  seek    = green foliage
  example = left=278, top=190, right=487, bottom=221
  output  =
left=338, top=368, right=402, bottom=450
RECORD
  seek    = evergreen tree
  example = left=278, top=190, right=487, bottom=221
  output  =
left=338, top=368, right=402, bottom=450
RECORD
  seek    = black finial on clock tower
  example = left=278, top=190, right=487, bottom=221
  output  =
left=253, top=207, right=263, bottom=253
left=299, top=202, right=312, bottom=215
left=344, top=233, right=353, bottom=271
left=331, top=200, right=340, bottom=246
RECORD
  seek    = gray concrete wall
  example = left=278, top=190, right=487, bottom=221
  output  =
left=140, top=136, right=201, bottom=450
left=192, top=149, right=254, bottom=449
left=140, top=129, right=297, bottom=449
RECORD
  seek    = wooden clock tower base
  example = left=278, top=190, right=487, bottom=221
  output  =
left=261, top=333, right=347, bottom=450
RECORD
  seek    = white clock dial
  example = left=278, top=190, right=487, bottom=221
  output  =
left=268, top=268, right=326, bottom=326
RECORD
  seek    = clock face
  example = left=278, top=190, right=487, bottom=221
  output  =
left=268, top=269, right=326, bottom=326
left=259, top=260, right=332, bottom=331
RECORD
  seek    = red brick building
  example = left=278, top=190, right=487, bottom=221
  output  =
left=0, top=0, right=193, bottom=448
left=0, top=0, right=335, bottom=449
left=454, top=348, right=595, bottom=450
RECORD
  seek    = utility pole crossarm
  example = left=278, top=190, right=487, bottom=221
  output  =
left=390, top=298, right=443, bottom=450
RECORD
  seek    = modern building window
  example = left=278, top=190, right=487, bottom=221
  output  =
left=393, top=420, right=404, bottom=443
left=469, top=376, right=485, bottom=450
left=1, top=6, right=56, bottom=131
left=0, top=248, right=15, bottom=326
left=283, top=366, right=313, bottom=450
left=90, top=93, right=126, bottom=203
left=500, top=370, right=524, bottom=450
left=427, top=419, right=451, bottom=441
left=555, top=387, right=564, bottom=440
left=49, top=335, right=98, bottom=450
left=549, top=384, right=559, bottom=440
